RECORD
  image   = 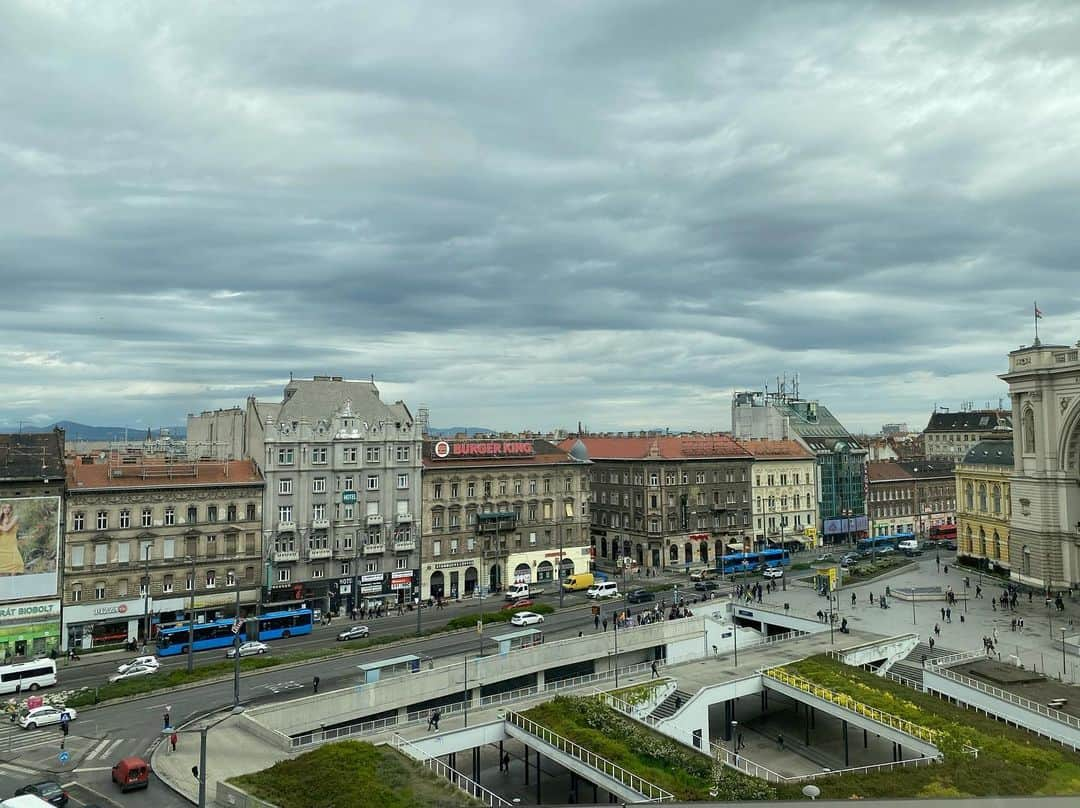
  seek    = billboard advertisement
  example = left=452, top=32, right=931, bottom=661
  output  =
left=0, top=496, right=60, bottom=601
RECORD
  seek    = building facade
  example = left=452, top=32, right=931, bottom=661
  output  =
left=188, top=377, right=424, bottom=614
left=922, top=409, right=1012, bottom=462
left=62, top=450, right=263, bottom=651
left=955, top=439, right=1012, bottom=573
left=420, top=438, right=591, bottom=598
left=732, top=391, right=868, bottom=545
left=901, top=460, right=956, bottom=538
left=737, top=439, right=817, bottom=549
left=564, top=434, right=753, bottom=571
left=1000, top=341, right=1080, bottom=589
left=0, top=430, right=66, bottom=659
left=868, top=460, right=956, bottom=538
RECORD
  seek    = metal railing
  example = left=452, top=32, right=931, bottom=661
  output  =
left=925, top=649, right=986, bottom=669
left=761, top=629, right=806, bottom=645
left=926, top=665, right=1080, bottom=731
left=763, top=667, right=937, bottom=745
left=544, top=659, right=659, bottom=692
left=391, top=733, right=513, bottom=807
left=504, top=710, right=673, bottom=803
left=711, top=741, right=938, bottom=783
left=479, top=685, right=539, bottom=707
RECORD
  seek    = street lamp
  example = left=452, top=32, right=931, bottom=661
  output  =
left=186, top=556, right=197, bottom=673
left=613, top=612, right=620, bottom=688
left=910, top=587, right=917, bottom=626
left=558, top=522, right=565, bottom=609
left=1062, top=627, right=1069, bottom=679
left=142, top=544, right=152, bottom=652
left=730, top=719, right=739, bottom=755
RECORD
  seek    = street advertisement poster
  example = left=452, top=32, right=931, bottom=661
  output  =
left=0, top=496, right=60, bottom=601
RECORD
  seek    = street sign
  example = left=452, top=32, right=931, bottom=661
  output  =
left=231, top=618, right=242, bottom=635
left=58, top=751, right=69, bottom=764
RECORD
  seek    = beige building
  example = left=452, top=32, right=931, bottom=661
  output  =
left=62, top=450, right=263, bottom=651
left=955, top=439, right=1012, bottom=573
left=420, top=439, right=591, bottom=599
left=738, top=439, right=817, bottom=549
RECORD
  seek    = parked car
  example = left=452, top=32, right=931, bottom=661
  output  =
left=502, top=598, right=534, bottom=611
left=336, top=626, right=370, bottom=641
left=226, top=641, right=269, bottom=659
left=111, top=757, right=150, bottom=793
left=13, top=781, right=68, bottom=806
left=689, top=568, right=717, bottom=583
left=117, top=656, right=158, bottom=674
left=762, top=566, right=784, bottom=579
left=815, top=553, right=835, bottom=563
left=944, top=540, right=957, bottom=551
left=108, top=664, right=157, bottom=683
left=693, top=580, right=719, bottom=591
left=510, top=611, right=545, bottom=627
left=839, top=553, right=859, bottom=566
left=19, top=706, right=76, bottom=730
left=626, top=589, right=655, bottom=604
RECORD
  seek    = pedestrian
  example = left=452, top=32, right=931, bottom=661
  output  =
left=941, top=607, right=946, bottom=621
left=929, top=637, right=935, bottom=650
left=777, top=732, right=784, bottom=751
left=432, top=709, right=441, bottom=730
left=1011, top=617, right=1017, bottom=631
left=651, top=661, right=659, bottom=679
left=60, top=715, right=69, bottom=737
left=959, top=614, right=964, bottom=624
left=594, top=615, right=600, bottom=630
left=993, top=627, right=998, bottom=643
left=427, top=709, right=437, bottom=731
left=851, top=592, right=856, bottom=607
left=992, top=599, right=996, bottom=612
left=737, top=732, right=744, bottom=751
left=602, top=618, right=608, bottom=632
left=944, top=564, right=948, bottom=574
left=946, top=607, right=951, bottom=623
left=934, top=623, right=941, bottom=637
left=170, top=731, right=178, bottom=752
left=163, top=708, right=171, bottom=730
left=312, top=675, right=320, bottom=694
left=936, top=555, right=940, bottom=570
left=501, top=751, right=510, bottom=772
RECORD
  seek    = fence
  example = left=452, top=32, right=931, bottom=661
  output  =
left=762, top=667, right=937, bottom=745
left=504, top=710, right=673, bottom=803
left=544, top=659, right=660, bottom=692
left=391, top=733, right=513, bottom=807
left=712, top=742, right=938, bottom=783
left=926, top=664, right=1080, bottom=731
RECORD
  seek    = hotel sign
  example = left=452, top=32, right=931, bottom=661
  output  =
left=432, top=440, right=534, bottom=459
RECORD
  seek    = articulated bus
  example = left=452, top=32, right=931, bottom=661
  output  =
left=717, top=548, right=791, bottom=574
left=856, top=532, right=915, bottom=553
left=156, top=608, right=314, bottom=656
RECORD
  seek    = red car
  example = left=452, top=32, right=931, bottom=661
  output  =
left=503, top=598, right=534, bottom=610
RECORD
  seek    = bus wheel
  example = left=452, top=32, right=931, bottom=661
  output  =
left=28, top=683, right=39, bottom=691
left=282, top=630, right=291, bottom=639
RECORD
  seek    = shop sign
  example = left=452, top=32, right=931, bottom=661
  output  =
left=0, top=600, right=61, bottom=625
left=342, top=491, right=358, bottom=504
left=361, top=573, right=383, bottom=584
left=360, top=583, right=383, bottom=594
left=193, top=590, right=257, bottom=609
left=390, top=571, right=413, bottom=591
left=433, top=560, right=473, bottom=570
left=432, top=440, right=534, bottom=459
left=63, top=598, right=145, bottom=624
left=338, top=578, right=352, bottom=595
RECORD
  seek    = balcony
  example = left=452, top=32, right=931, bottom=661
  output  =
left=277, top=520, right=296, bottom=532
left=363, top=543, right=385, bottom=555
left=366, top=514, right=384, bottom=526
left=312, top=518, right=330, bottom=530
left=393, top=539, right=416, bottom=552
left=395, top=512, right=413, bottom=523
left=308, top=547, right=332, bottom=560
left=273, top=550, right=299, bottom=563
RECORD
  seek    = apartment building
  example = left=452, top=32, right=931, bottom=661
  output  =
left=867, top=460, right=955, bottom=538
left=563, top=434, right=753, bottom=572
left=737, top=439, right=818, bottom=549
left=955, top=438, right=1012, bottom=574
left=922, top=409, right=1011, bottom=462
left=188, top=376, right=423, bottom=614
left=62, top=450, right=263, bottom=651
left=420, top=438, right=591, bottom=598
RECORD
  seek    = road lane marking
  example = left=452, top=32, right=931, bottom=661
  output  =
left=86, top=738, right=110, bottom=759
left=72, top=765, right=113, bottom=772
left=0, top=762, right=35, bottom=774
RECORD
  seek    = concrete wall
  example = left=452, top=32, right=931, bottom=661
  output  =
left=659, top=674, right=764, bottom=751
left=837, top=634, right=919, bottom=671
left=729, top=602, right=829, bottom=636
left=216, top=781, right=279, bottom=808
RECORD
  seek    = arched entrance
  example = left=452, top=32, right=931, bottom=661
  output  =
left=699, top=542, right=709, bottom=563
left=464, top=566, right=478, bottom=595
left=668, top=544, right=678, bottom=562
left=513, top=563, right=532, bottom=584
left=622, top=539, right=632, bottom=558
left=560, top=557, right=575, bottom=578
left=600, top=537, right=608, bottom=558
left=429, top=571, right=445, bottom=599
left=489, top=564, right=502, bottom=593
left=683, top=543, right=693, bottom=564
left=537, top=560, right=554, bottom=582
left=636, top=544, right=644, bottom=565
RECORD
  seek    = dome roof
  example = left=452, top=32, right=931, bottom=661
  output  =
left=568, top=439, right=590, bottom=462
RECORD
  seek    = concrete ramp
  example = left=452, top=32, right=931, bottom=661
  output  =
left=832, top=634, right=920, bottom=675
left=397, top=719, right=508, bottom=758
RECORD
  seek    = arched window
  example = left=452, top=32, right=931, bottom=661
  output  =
left=978, top=484, right=987, bottom=512
left=992, top=485, right=1001, bottom=514
left=965, top=524, right=973, bottom=552
left=669, top=544, right=679, bottom=562
left=965, top=483, right=974, bottom=511
left=979, top=527, right=986, bottom=556
left=1023, top=407, right=1036, bottom=454
left=992, top=530, right=1001, bottom=559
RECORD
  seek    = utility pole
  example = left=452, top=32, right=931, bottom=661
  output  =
left=233, top=576, right=242, bottom=709
left=558, top=522, right=565, bottom=609
left=142, top=544, right=152, bottom=650
left=416, top=524, right=423, bottom=637
left=187, top=556, right=197, bottom=673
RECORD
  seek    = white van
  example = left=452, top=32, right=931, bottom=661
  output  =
left=897, top=539, right=919, bottom=552
left=586, top=581, right=619, bottom=599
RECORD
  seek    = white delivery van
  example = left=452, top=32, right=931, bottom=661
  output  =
left=586, top=581, right=619, bottom=599
left=897, top=539, right=919, bottom=552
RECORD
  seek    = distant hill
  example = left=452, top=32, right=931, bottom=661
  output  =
left=0, top=421, right=187, bottom=441
left=427, top=426, right=496, bottom=437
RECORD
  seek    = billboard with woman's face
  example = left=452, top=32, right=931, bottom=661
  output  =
left=0, top=497, right=60, bottom=601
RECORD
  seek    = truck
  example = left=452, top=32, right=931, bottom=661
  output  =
left=562, top=572, right=595, bottom=592
left=504, top=582, right=544, bottom=601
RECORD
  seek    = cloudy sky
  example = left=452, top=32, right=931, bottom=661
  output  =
left=3, top=1, right=1078, bottom=435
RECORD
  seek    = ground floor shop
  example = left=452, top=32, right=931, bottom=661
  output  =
left=594, top=531, right=754, bottom=571
left=267, top=572, right=421, bottom=616
left=0, top=600, right=61, bottom=659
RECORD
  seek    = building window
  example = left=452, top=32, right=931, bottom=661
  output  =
left=433, top=483, right=443, bottom=499
left=1022, top=408, right=1035, bottom=454
left=467, top=482, right=476, bottom=498
left=94, top=582, right=106, bottom=600
left=278, top=448, right=294, bottom=465
left=164, top=507, right=175, bottom=526
left=206, top=535, right=217, bottom=557
left=366, top=475, right=379, bottom=491
left=96, top=511, right=108, bottom=530
left=397, top=473, right=409, bottom=489
left=313, top=477, right=327, bottom=493
left=227, top=504, right=237, bottom=521
left=119, top=509, right=131, bottom=529
left=205, top=570, right=216, bottom=588
left=163, top=575, right=174, bottom=593
left=395, top=446, right=410, bottom=462
left=279, top=479, right=293, bottom=496
left=341, top=562, right=351, bottom=575
left=343, top=447, right=358, bottom=463
left=366, top=447, right=381, bottom=463
left=278, top=505, right=293, bottom=522
left=365, top=560, right=379, bottom=573
left=163, top=538, right=175, bottom=559
left=978, top=484, right=987, bottom=512
left=225, top=534, right=237, bottom=555
left=312, top=567, right=323, bottom=579
left=992, top=485, right=1002, bottom=514
left=312, top=447, right=328, bottom=464
left=396, top=557, right=409, bottom=570
left=246, top=502, right=257, bottom=520
left=73, top=512, right=85, bottom=531
left=964, top=483, right=973, bottom=511
left=117, top=542, right=130, bottom=564
left=226, top=570, right=236, bottom=587
left=432, top=512, right=443, bottom=528
left=433, top=540, right=441, bottom=557
left=313, top=504, right=326, bottom=521
left=277, top=568, right=290, bottom=583
left=94, top=543, right=108, bottom=566
left=186, top=506, right=197, bottom=524
left=70, top=545, right=85, bottom=567
left=70, top=584, right=82, bottom=602
left=142, top=508, right=153, bottom=528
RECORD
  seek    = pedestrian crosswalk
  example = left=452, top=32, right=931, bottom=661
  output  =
left=0, top=721, right=68, bottom=753
left=82, top=737, right=126, bottom=761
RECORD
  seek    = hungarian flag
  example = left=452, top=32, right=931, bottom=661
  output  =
left=1035, top=302, right=1043, bottom=319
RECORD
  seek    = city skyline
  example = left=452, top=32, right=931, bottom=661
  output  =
left=3, top=2, right=1078, bottom=433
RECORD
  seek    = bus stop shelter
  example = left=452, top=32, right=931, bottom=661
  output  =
left=487, top=628, right=543, bottom=655
left=357, top=654, right=422, bottom=684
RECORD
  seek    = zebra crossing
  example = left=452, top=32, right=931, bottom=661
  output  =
left=0, top=721, right=71, bottom=754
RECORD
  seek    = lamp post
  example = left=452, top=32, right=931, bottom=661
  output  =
left=730, top=719, right=739, bottom=755
left=731, top=597, right=738, bottom=667
left=1062, top=627, right=1069, bottom=680
left=463, top=654, right=469, bottom=728
left=233, top=575, right=242, bottom=710
left=911, top=587, right=917, bottom=626
left=415, top=525, right=423, bottom=637
left=186, top=556, right=197, bottom=673
left=613, top=612, right=620, bottom=688
left=558, top=523, right=565, bottom=609
left=142, top=544, right=152, bottom=651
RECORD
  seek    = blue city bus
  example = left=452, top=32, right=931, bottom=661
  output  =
left=856, top=532, right=914, bottom=553
left=718, top=548, right=791, bottom=574
left=156, top=608, right=314, bottom=656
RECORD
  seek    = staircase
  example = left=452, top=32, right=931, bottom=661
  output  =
left=888, top=642, right=959, bottom=687
left=649, top=688, right=694, bottom=720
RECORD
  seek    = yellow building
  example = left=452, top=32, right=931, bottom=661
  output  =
left=956, top=438, right=1012, bottom=573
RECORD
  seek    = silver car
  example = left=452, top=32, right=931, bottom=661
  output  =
left=226, top=641, right=269, bottom=659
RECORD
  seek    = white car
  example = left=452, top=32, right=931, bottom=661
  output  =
left=510, top=611, right=544, bottom=627
left=763, top=566, right=784, bottom=579
left=337, top=626, right=370, bottom=641
left=19, top=705, right=77, bottom=730
left=109, top=664, right=157, bottom=683
left=117, top=655, right=159, bottom=674
left=226, top=641, right=269, bottom=659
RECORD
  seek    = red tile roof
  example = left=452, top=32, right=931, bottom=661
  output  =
left=867, top=461, right=913, bottom=483
left=735, top=439, right=814, bottom=460
left=66, top=457, right=263, bottom=490
left=559, top=435, right=750, bottom=460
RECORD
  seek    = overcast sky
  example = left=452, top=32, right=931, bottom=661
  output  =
left=3, top=1, right=1077, bottom=436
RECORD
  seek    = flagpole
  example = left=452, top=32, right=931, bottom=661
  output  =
left=1034, top=301, right=1040, bottom=344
